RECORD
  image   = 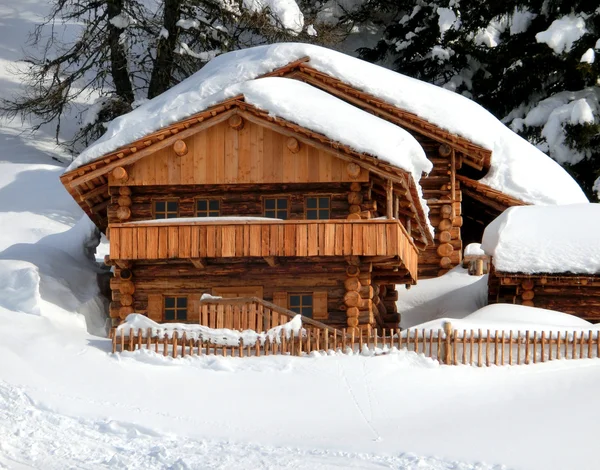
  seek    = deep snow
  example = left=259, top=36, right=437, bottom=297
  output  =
left=2, top=2, right=600, bottom=469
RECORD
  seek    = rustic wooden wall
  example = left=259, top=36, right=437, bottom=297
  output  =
left=108, top=183, right=353, bottom=225
left=110, top=259, right=364, bottom=329
left=110, top=119, right=369, bottom=186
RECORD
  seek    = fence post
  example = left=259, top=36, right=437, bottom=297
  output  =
left=112, top=329, right=117, bottom=353
left=443, top=321, right=453, bottom=365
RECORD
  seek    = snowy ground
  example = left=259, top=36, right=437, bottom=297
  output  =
left=2, top=2, right=600, bottom=469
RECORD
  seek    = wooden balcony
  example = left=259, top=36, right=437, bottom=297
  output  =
left=109, top=218, right=418, bottom=279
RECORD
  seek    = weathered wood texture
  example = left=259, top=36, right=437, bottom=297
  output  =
left=107, top=183, right=354, bottom=224
left=110, top=119, right=368, bottom=186
left=109, top=219, right=419, bottom=279
left=488, top=268, right=600, bottom=322
left=112, top=320, right=600, bottom=366
left=110, top=260, right=374, bottom=329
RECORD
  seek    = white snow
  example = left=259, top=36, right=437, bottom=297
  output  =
left=482, top=204, right=600, bottom=274
left=580, top=47, right=595, bottom=63
left=412, top=304, right=597, bottom=336
left=68, top=43, right=587, bottom=206
left=594, top=177, right=600, bottom=200
left=513, top=88, right=600, bottom=165
left=117, top=313, right=302, bottom=345
left=175, top=43, right=220, bottom=61
left=535, top=15, right=588, bottom=54
left=464, top=243, right=485, bottom=256
left=306, top=24, right=317, bottom=36
left=399, top=267, right=488, bottom=328
left=437, top=7, right=460, bottom=37
left=109, top=13, right=135, bottom=29
left=243, top=0, right=304, bottom=33
left=510, top=8, right=536, bottom=35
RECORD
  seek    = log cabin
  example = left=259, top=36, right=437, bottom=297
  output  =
left=61, top=78, right=434, bottom=332
left=60, top=44, right=588, bottom=331
left=483, top=204, right=600, bottom=322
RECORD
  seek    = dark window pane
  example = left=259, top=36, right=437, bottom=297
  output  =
left=319, top=197, right=330, bottom=208
left=265, top=210, right=275, bottom=218
left=208, top=211, right=219, bottom=217
left=306, top=197, right=317, bottom=209
left=278, top=199, right=287, bottom=209
left=155, top=213, right=166, bottom=219
left=302, top=295, right=313, bottom=306
left=197, top=200, right=207, bottom=211
left=167, top=212, right=178, bottom=218
left=306, top=210, right=317, bottom=220
left=177, top=309, right=187, bottom=321
left=167, top=201, right=178, bottom=211
left=165, top=297, right=175, bottom=308
left=265, top=199, right=275, bottom=209
left=289, top=295, right=300, bottom=307
left=277, top=209, right=287, bottom=220
left=209, top=200, right=219, bottom=211
left=319, top=209, right=329, bottom=219
left=164, top=309, right=175, bottom=321
left=177, top=297, right=187, bottom=308
left=303, top=307, right=313, bottom=318
left=155, top=201, right=165, bottom=212
left=290, top=306, right=301, bottom=314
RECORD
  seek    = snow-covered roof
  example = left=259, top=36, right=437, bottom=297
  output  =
left=69, top=43, right=587, bottom=206
left=481, top=204, right=600, bottom=274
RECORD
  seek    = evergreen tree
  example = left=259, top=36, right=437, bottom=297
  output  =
left=349, top=0, right=600, bottom=200
left=1, top=0, right=344, bottom=150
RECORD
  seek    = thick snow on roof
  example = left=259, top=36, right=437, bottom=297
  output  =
left=69, top=43, right=586, bottom=206
left=481, top=204, right=600, bottom=274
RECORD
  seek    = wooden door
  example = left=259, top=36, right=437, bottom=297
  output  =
left=212, top=286, right=263, bottom=299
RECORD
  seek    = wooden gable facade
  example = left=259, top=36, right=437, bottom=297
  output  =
left=62, top=96, right=431, bottom=332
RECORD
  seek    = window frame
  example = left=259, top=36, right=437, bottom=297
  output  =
left=152, top=198, right=180, bottom=219
left=304, top=195, right=331, bottom=220
left=163, top=295, right=188, bottom=322
left=194, top=197, right=221, bottom=217
left=288, top=292, right=314, bottom=318
left=262, top=196, right=290, bottom=220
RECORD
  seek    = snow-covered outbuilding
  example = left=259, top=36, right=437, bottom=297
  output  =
left=60, top=43, right=587, bottom=330
left=482, top=204, right=600, bottom=321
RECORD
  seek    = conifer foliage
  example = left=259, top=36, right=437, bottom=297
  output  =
left=352, top=1, right=600, bottom=199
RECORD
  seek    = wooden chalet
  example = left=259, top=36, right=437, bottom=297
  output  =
left=61, top=89, right=433, bottom=332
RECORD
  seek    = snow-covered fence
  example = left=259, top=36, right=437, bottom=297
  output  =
left=111, top=320, right=600, bottom=366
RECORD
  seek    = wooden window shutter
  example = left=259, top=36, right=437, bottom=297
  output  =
left=272, top=292, right=287, bottom=309
left=147, top=294, right=162, bottom=322
left=313, top=291, right=328, bottom=320
left=187, top=294, right=201, bottom=322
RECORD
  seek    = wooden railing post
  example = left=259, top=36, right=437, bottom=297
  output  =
left=443, top=321, right=453, bottom=365
left=112, top=329, right=117, bottom=353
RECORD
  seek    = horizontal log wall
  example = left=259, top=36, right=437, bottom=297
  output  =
left=112, top=260, right=362, bottom=329
left=108, top=183, right=353, bottom=225
left=488, top=271, right=600, bottom=322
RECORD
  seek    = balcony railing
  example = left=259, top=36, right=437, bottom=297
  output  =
left=109, top=218, right=418, bottom=278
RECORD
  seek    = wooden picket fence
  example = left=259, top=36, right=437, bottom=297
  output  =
left=111, top=321, right=600, bottom=366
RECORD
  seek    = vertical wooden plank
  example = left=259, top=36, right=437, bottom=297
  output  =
left=462, top=329, right=467, bottom=365
left=323, top=223, right=335, bottom=256
left=146, top=226, right=158, bottom=259
left=525, top=331, right=531, bottom=364
left=509, top=331, right=513, bottom=365
left=168, top=226, right=179, bottom=259
left=517, top=331, right=522, bottom=365
left=206, top=225, right=217, bottom=257
left=343, top=223, right=353, bottom=255
left=469, top=330, right=474, bottom=365
left=222, top=226, right=236, bottom=257
left=158, top=227, right=169, bottom=259
left=557, top=331, right=562, bottom=360
left=572, top=331, right=577, bottom=359
left=541, top=331, right=546, bottom=362
left=179, top=225, right=192, bottom=259
left=478, top=329, right=483, bottom=367
left=285, top=224, right=296, bottom=257
left=352, top=223, right=363, bottom=254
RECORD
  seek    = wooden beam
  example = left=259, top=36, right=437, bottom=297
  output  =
left=386, top=179, right=393, bottom=219
left=263, top=256, right=279, bottom=267
left=190, top=258, right=206, bottom=269
left=78, top=184, right=109, bottom=201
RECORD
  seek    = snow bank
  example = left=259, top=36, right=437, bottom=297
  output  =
left=117, top=313, right=302, bottom=346
left=398, top=267, right=488, bottom=328
left=411, top=304, right=597, bottom=337
left=69, top=43, right=587, bottom=206
left=535, top=15, right=587, bottom=54
left=482, top=204, right=600, bottom=274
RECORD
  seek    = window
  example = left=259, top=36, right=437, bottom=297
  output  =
left=305, top=196, right=330, bottom=220
left=288, top=293, right=313, bottom=318
left=154, top=200, right=179, bottom=219
left=196, top=199, right=220, bottom=217
left=264, top=197, right=288, bottom=219
left=164, top=296, right=187, bottom=321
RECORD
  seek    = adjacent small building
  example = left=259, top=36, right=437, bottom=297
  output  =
left=482, top=204, right=600, bottom=321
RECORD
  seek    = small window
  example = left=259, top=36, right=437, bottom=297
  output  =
left=164, top=296, right=187, bottom=321
left=154, top=200, right=179, bottom=219
left=196, top=199, right=220, bottom=217
left=305, top=196, right=330, bottom=220
left=288, top=293, right=313, bottom=318
left=264, top=197, right=288, bottom=219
